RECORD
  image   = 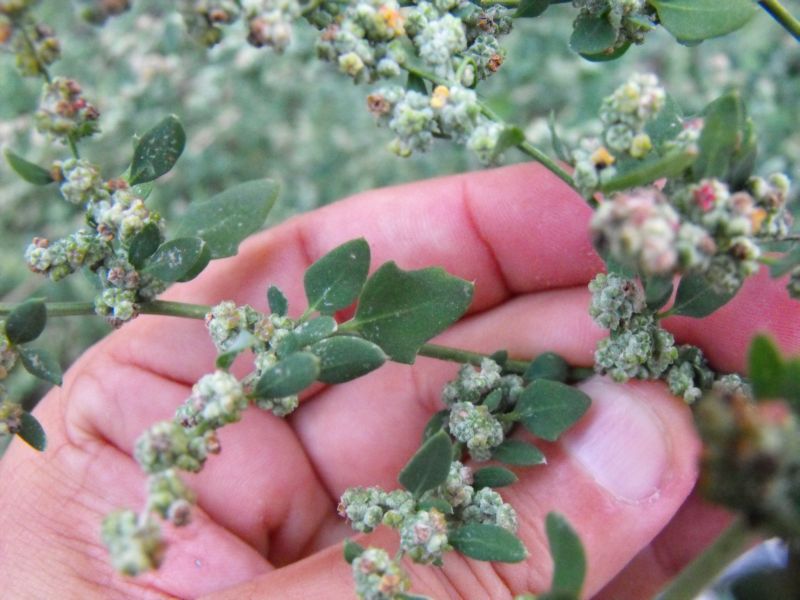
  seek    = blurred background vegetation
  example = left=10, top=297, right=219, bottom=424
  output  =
left=1, top=1, right=799, bottom=408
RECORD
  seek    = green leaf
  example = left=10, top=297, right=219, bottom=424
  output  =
left=406, top=72, right=428, bottom=94
left=473, top=466, right=518, bottom=489
left=728, top=117, right=758, bottom=189
left=644, top=275, right=674, bottom=311
left=770, top=245, right=800, bottom=278
left=17, top=411, right=47, bottom=451
left=143, top=237, right=209, bottom=283
left=309, top=336, right=386, bottom=384
left=517, top=380, right=591, bottom=442
left=215, top=331, right=257, bottom=370
left=492, top=439, right=546, bottom=466
left=649, top=0, right=756, bottom=43
left=175, top=242, right=212, bottom=283
left=18, top=347, right=62, bottom=386
left=343, top=539, right=365, bottom=564
left=645, top=95, right=684, bottom=148
left=546, top=512, right=586, bottom=595
left=350, top=262, right=473, bottom=364
left=129, top=115, right=186, bottom=185
left=578, top=41, right=631, bottom=63
left=127, top=222, right=163, bottom=269
left=748, top=335, right=785, bottom=400
left=5, top=299, right=47, bottom=345
left=254, top=351, right=320, bottom=399
left=548, top=112, right=571, bottom=163
left=525, top=352, right=569, bottom=383
left=397, top=595, right=433, bottom=600
left=4, top=149, right=54, bottom=185
left=482, top=388, right=503, bottom=412
left=398, top=430, right=453, bottom=497
left=569, top=13, right=616, bottom=55
left=783, top=359, right=800, bottom=405
left=175, top=179, right=280, bottom=259
left=449, top=523, right=528, bottom=563
left=600, top=149, right=697, bottom=194
left=418, top=497, right=453, bottom=515
left=305, top=238, right=370, bottom=315
left=672, top=272, right=740, bottom=318
left=692, top=92, right=746, bottom=180
left=268, top=285, right=288, bottom=316
left=492, top=126, right=525, bottom=160
left=422, top=409, right=448, bottom=442
left=276, top=316, right=337, bottom=358
left=515, top=0, right=549, bottom=18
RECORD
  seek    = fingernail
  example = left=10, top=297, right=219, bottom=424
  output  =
left=562, top=376, right=671, bottom=503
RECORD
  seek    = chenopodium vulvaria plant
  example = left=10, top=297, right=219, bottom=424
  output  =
left=4, top=0, right=800, bottom=599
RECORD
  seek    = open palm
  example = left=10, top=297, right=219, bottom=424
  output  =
left=1, top=164, right=797, bottom=599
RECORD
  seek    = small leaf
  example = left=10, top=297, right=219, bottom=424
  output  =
left=5, top=299, right=47, bottom=345
left=129, top=115, right=186, bottom=185
left=517, top=380, right=591, bottom=442
left=422, top=409, right=448, bottom=442
left=17, top=411, right=47, bottom=451
left=770, top=245, right=800, bottom=278
left=692, top=92, right=745, bottom=181
left=343, top=539, right=365, bottom=564
left=398, top=430, right=453, bottom=497
left=546, top=512, right=586, bottom=595
left=254, top=352, right=320, bottom=399
left=406, top=72, right=428, bottom=94
left=175, top=179, right=280, bottom=259
left=491, top=439, right=546, bottom=466
left=305, top=238, right=370, bottom=315
left=176, top=242, right=211, bottom=283
left=569, top=13, right=616, bottom=55
left=489, top=350, right=508, bottom=367
left=215, top=331, right=257, bottom=370
left=644, top=275, right=674, bottom=311
left=18, top=347, right=62, bottom=385
left=143, top=237, right=209, bottom=283
left=268, top=285, right=288, bottom=316
left=449, top=523, right=527, bottom=563
left=548, top=112, right=571, bottom=163
left=514, top=0, right=549, bottom=18
left=600, top=149, right=697, bottom=193
left=492, top=126, right=525, bottom=160
left=482, top=388, right=503, bottom=412
left=418, top=497, right=453, bottom=515
left=127, top=222, right=163, bottom=269
left=748, top=335, right=785, bottom=400
left=672, top=272, right=740, bottom=318
left=578, top=41, right=631, bottom=63
left=524, top=352, right=569, bottom=383
left=645, top=95, right=684, bottom=148
left=350, top=262, right=473, bottom=364
left=276, top=316, right=337, bottom=357
left=4, top=150, right=54, bottom=185
left=473, top=466, right=518, bottom=489
left=309, top=336, right=386, bottom=383
left=397, top=595, right=434, bottom=600
left=649, top=0, right=756, bottom=43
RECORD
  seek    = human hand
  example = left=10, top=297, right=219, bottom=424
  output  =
left=1, top=163, right=797, bottom=599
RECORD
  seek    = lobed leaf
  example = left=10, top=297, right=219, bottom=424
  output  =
left=349, top=262, right=473, bottom=364
left=175, top=179, right=280, bottom=258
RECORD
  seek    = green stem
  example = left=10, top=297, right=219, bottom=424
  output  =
left=0, top=299, right=210, bottom=320
left=402, top=64, right=576, bottom=190
left=657, top=517, right=753, bottom=600
left=760, top=0, right=800, bottom=41
left=66, top=135, right=81, bottom=159
left=18, top=23, right=52, bottom=84
left=418, top=342, right=529, bottom=373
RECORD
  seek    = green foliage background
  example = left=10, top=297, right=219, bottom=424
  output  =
left=1, top=1, right=799, bottom=406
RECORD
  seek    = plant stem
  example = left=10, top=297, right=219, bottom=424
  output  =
left=760, top=0, right=800, bottom=41
left=657, top=516, right=753, bottom=600
left=418, top=342, right=529, bottom=373
left=402, top=64, right=576, bottom=190
left=0, top=299, right=210, bottom=320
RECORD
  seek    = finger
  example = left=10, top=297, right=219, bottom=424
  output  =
left=594, top=491, right=733, bottom=600
left=208, top=376, right=701, bottom=599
